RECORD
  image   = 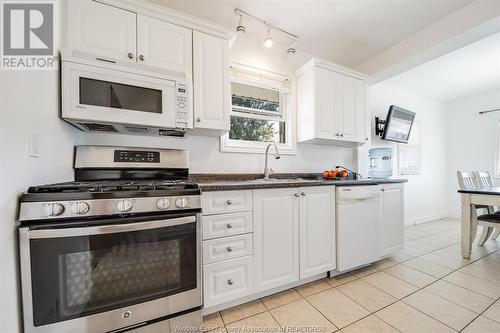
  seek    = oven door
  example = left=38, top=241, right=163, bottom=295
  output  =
left=19, top=214, right=201, bottom=333
left=62, top=61, right=180, bottom=129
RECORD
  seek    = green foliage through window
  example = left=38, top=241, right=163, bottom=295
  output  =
left=229, top=116, right=285, bottom=143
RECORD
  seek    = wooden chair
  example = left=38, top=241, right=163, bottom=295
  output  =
left=475, top=171, right=500, bottom=240
left=457, top=171, right=500, bottom=246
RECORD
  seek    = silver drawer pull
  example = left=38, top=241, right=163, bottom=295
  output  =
left=226, top=223, right=233, bottom=229
left=226, top=200, right=233, bottom=205
left=294, top=193, right=299, bottom=197
left=227, top=246, right=233, bottom=252
left=301, top=192, right=306, bottom=196
left=227, top=279, right=234, bottom=285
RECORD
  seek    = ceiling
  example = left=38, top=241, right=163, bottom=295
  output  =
left=384, top=31, right=500, bottom=102
left=149, top=0, right=472, bottom=68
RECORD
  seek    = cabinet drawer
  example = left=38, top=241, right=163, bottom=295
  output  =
left=203, top=256, right=254, bottom=307
left=203, top=234, right=253, bottom=264
left=202, top=190, right=252, bottom=215
left=203, top=211, right=253, bottom=240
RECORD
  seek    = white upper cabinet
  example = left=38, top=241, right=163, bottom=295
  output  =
left=67, top=0, right=136, bottom=62
left=66, top=0, right=192, bottom=75
left=296, top=59, right=367, bottom=145
left=137, top=15, right=192, bottom=75
left=253, top=188, right=299, bottom=293
left=380, top=183, right=404, bottom=257
left=299, top=186, right=336, bottom=279
left=192, top=31, right=230, bottom=135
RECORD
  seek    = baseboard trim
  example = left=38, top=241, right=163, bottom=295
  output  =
left=404, top=214, right=448, bottom=226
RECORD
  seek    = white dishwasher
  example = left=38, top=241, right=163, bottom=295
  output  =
left=336, top=185, right=382, bottom=272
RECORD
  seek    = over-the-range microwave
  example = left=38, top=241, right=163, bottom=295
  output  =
left=61, top=49, right=192, bottom=137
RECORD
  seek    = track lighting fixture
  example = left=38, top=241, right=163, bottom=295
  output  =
left=287, top=41, right=296, bottom=56
left=234, top=8, right=298, bottom=55
left=263, top=30, right=273, bottom=48
left=236, top=14, right=246, bottom=34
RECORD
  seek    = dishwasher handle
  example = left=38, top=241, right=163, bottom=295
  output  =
left=337, top=187, right=382, bottom=203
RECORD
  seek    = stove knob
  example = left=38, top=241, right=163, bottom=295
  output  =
left=117, top=199, right=133, bottom=212
left=44, top=203, right=64, bottom=216
left=156, top=198, right=170, bottom=210
left=175, top=197, right=188, bottom=208
left=72, top=202, right=90, bottom=215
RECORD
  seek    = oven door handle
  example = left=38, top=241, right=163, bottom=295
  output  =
left=27, top=216, right=196, bottom=239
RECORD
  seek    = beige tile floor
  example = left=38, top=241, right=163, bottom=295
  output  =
left=202, top=219, right=500, bottom=333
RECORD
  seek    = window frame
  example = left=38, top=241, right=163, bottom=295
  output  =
left=495, top=122, right=500, bottom=178
left=220, top=76, right=296, bottom=155
left=396, top=121, right=421, bottom=175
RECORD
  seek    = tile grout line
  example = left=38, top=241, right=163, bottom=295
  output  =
left=206, top=221, right=499, bottom=333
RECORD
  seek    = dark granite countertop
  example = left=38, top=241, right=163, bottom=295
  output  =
left=190, top=173, right=407, bottom=192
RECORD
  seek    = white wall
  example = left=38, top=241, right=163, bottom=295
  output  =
left=358, top=83, right=448, bottom=225
left=0, top=69, right=82, bottom=332
left=446, top=89, right=500, bottom=217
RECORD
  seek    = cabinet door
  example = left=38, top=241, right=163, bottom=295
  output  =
left=137, top=15, right=192, bottom=74
left=67, top=0, right=136, bottom=62
left=193, top=31, right=230, bottom=132
left=299, top=186, right=336, bottom=279
left=253, top=188, right=299, bottom=292
left=340, top=76, right=366, bottom=143
left=314, top=67, right=343, bottom=140
left=381, top=184, right=404, bottom=257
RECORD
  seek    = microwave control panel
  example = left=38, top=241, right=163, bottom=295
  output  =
left=175, top=83, right=190, bottom=128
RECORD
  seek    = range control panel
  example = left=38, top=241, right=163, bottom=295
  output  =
left=114, top=150, right=160, bottom=163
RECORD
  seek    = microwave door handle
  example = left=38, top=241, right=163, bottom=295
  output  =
left=27, top=216, right=196, bottom=239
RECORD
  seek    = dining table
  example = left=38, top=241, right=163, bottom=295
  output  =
left=458, top=187, right=500, bottom=258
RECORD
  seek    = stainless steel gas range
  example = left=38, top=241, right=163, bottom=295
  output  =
left=18, top=146, right=202, bottom=333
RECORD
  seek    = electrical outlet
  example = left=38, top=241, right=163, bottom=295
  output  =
left=29, top=133, right=40, bottom=157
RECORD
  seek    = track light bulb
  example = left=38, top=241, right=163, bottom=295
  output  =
left=236, top=14, right=246, bottom=34
left=264, top=30, right=273, bottom=47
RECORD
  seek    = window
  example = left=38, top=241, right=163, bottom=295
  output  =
left=397, top=122, right=421, bottom=175
left=495, top=122, right=500, bottom=177
left=221, top=75, right=295, bottom=154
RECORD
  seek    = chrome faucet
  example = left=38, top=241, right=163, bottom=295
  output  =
left=263, top=142, right=281, bottom=179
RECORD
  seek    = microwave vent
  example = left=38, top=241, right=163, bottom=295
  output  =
left=159, top=129, right=186, bottom=137
left=125, top=126, right=150, bottom=134
left=81, top=123, right=118, bottom=132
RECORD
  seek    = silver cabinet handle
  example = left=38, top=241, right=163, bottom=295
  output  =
left=127, top=52, right=134, bottom=59
left=294, top=193, right=299, bottom=197
left=227, top=279, right=234, bottom=285
left=301, top=192, right=306, bottom=196
left=227, top=200, right=232, bottom=205
left=381, top=188, right=385, bottom=192
left=196, top=117, right=202, bottom=123
left=340, top=134, right=344, bottom=137
left=335, top=133, right=340, bottom=136
left=139, top=54, right=145, bottom=61
left=226, top=223, right=233, bottom=229
left=227, top=246, right=233, bottom=252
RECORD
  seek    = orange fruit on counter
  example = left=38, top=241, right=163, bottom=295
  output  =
left=331, top=170, right=339, bottom=177
left=323, top=171, right=331, bottom=178
left=340, top=170, right=348, bottom=177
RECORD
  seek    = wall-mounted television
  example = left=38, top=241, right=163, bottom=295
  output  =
left=380, top=105, right=416, bottom=144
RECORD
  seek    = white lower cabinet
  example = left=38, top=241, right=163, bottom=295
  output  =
left=203, top=234, right=253, bottom=264
left=203, top=256, right=254, bottom=308
left=253, top=188, right=300, bottom=292
left=299, top=186, right=336, bottom=279
left=380, top=183, right=404, bottom=257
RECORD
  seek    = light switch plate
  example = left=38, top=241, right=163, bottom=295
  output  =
left=29, top=133, right=40, bottom=157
